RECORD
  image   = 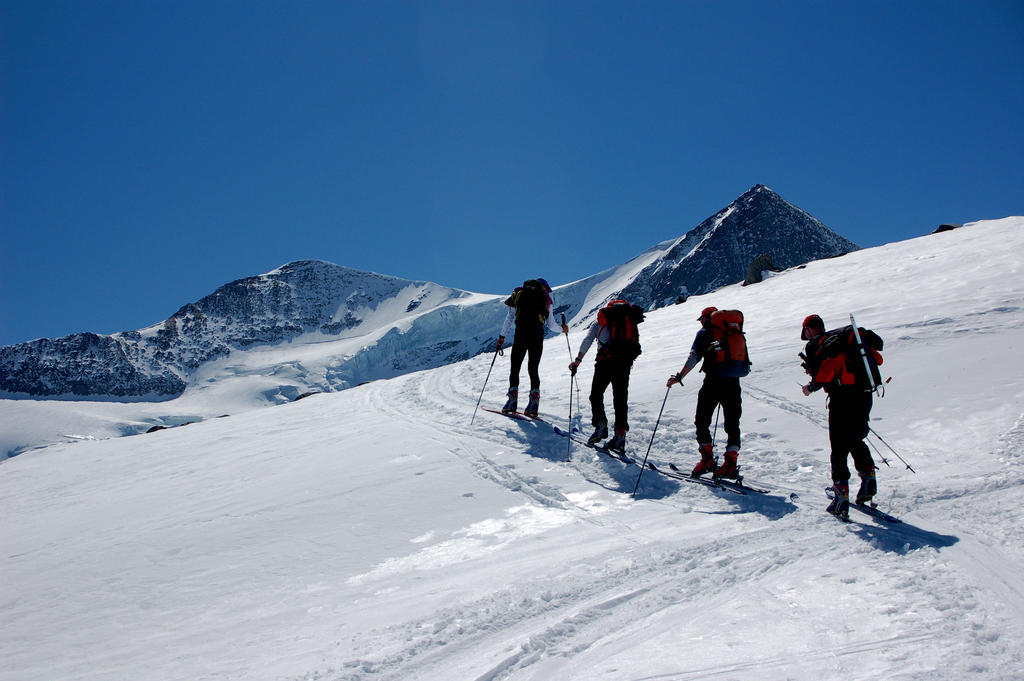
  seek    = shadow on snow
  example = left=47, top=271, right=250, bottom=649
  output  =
left=845, top=516, right=959, bottom=554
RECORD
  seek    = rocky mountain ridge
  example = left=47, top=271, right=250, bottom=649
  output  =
left=0, top=185, right=858, bottom=400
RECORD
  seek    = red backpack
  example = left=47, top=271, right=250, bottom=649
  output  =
left=708, top=309, right=751, bottom=375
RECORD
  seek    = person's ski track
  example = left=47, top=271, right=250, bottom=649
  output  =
left=375, top=360, right=814, bottom=518
left=319, top=528, right=821, bottom=681
left=370, top=365, right=632, bottom=501
left=363, top=367, right=580, bottom=510
left=741, top=382, right=827, bottom=429
left=468, top=454, right=571, bottom=510
left=917, top=412, right=1024, bottom=626
left=347, top=353, right=1023, bottom=680
left=314, top=511, right=995, bottom=681
left=626, top=631, right=941, bottom=681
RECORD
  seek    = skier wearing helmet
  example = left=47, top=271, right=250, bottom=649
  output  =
left=667, top=306, right=749, bottom=479
left=497, top=278, right=568, bottom=417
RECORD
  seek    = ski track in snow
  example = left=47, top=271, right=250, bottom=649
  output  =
left=297, top=339, right=1024, bottom=681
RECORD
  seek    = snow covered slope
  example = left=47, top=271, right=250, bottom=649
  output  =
left=2, top=217, right=1022, bottom=681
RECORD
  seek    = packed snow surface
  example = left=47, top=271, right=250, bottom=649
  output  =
left=2, top=217, right=1023, bottom=681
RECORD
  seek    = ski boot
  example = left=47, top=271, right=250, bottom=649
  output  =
left=691, top=442, right=717, bottom=478
left=855, top=469, right=877, bottom=505
left=587, top=422, right=608, bottom=445
left=827, top=480, right=850, bottom=520
left=524, top=389, right=540, bottom=417
left=604, top=428, right=627, bottom=454
left=501, top=387, right=518, bottom=414
left=714, top=446, right=740, bottom=480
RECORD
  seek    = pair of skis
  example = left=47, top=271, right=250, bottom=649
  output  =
left=555, top=428, right=635, bottom=464
left=479, top=406, right=546, bottom=423
left=644, top=461, right=770, bottom=495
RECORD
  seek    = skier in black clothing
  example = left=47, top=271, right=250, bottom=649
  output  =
left=667, top=306, right=750, bottom=479
left=497, top=278, right=568, bottom=416
left=568, top=300, right=643, bottom=453
left=800, top=314, right=883, bottom=519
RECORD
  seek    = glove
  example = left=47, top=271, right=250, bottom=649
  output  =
left=496, top=335, right=505, bottom=352
left=569, top=359, right=581, bottom=376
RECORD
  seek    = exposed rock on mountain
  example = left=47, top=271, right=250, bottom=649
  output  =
left=613, top=185, right=858, bottom=310
left=744, top=253, right=783, bottom=286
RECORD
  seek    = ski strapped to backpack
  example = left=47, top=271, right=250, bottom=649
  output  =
left=850, top=314, right=883, bottom=395
left=597, top=299, right=645, bottom=360
left=707, top=309, right=751, bottom=377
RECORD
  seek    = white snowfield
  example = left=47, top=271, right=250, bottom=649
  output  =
left=2, top=217, right=1023, bottom=681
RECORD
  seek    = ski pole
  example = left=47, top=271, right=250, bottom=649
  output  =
left=864, top=435, right=891, bottom=468
left=868, top=427, right=916, bottom=473
left=562, top=313, right=575, bottom=459
left=712, top=403, right=721, bottom=448
left=565, top=370, right=574, bottom=460
left=561, top=313, right=572, bottom=357
left=470, top=348, right=501, bottom=425
left=566, top=375, right=576, bottom=460
left=632, top=384, right=673, bottom=497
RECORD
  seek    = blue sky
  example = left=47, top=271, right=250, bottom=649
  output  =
left=2, top=0, right=1022, bottom=347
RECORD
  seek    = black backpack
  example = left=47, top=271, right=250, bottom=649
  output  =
left=506, top=279, right=549, bottom=323
left=598, top=300, right=645, bottom=360
left=807, top=325, right=884, bottom=389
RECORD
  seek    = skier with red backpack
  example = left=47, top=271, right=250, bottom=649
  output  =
left=666, top=306, right=752, bottom=480
left=568, top=299, right=645, bottom=454
left=497, top=278, right=568, bottom=417
left=799, top=314, right=884, bottom=520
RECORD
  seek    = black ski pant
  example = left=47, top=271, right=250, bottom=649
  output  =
left=509, top=324, right=544, bottom=392
left=694, top=374, right=741, bottom=449
left=590, top=356, right=632, bottom=433
left=827, top=389, right=875, bottom=483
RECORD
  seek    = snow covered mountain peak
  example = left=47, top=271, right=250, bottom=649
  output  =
left=1, top=186, right=857, bottom=403
left=0, top=260, right=483, bottom=401
left=159, top=257, right=471, bottom=345
left=608, top=184, right=858, bottom=310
